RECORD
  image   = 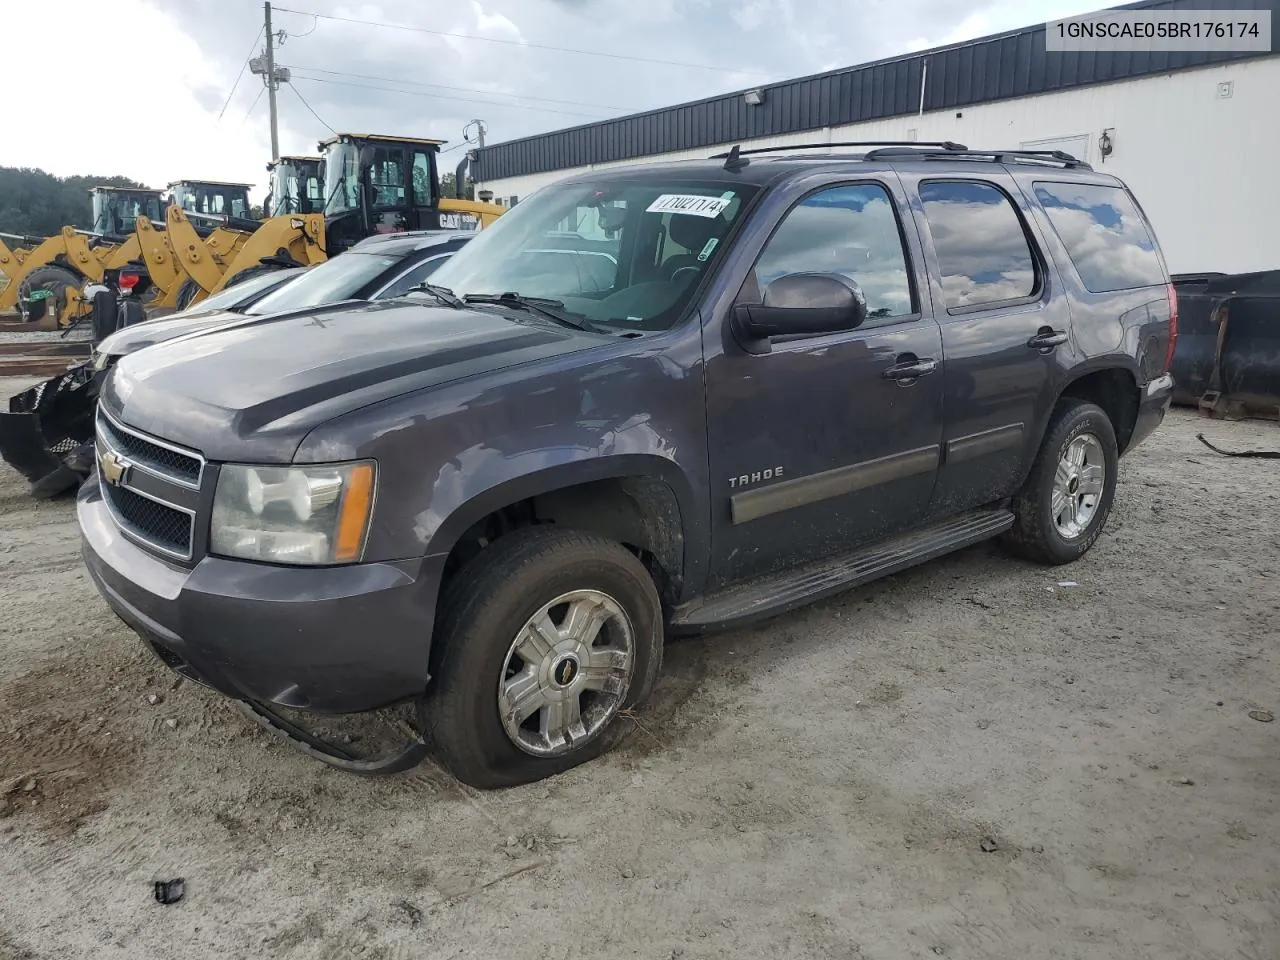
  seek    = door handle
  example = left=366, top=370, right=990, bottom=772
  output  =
left=1027, top=329, right=1068, bottom=350
left=883, top=358, right=938, bottom=381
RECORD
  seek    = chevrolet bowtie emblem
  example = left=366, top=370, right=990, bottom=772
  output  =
left=98, top=448, right=130, bottom=486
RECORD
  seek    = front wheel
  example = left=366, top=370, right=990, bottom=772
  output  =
left=421, top=528, right=664, bottom=788
left=1002, top=399, right=1119, bottom=565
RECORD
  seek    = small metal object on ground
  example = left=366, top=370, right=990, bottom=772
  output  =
left=154, top=879, right=185, bottom=905
left=1248, top=710, right=1274, bottom=723
left=1196, top=434, right=1280, bottom=460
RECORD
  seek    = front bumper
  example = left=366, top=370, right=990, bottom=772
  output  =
left=79, top=480, right=443, bottom=714
left=1129, top=372, right=1175, bottom=452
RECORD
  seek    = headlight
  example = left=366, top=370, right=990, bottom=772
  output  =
left=211, top=461, right=376, bottom=565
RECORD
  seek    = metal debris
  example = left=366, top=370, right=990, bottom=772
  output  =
left=153, top=879, right=185, bottom=905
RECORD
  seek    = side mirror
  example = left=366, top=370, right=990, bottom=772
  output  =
left=732, top=272, right=867, bottom=352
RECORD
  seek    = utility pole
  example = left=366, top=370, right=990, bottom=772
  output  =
left=249, top=3, right=291, bottom=159
left=464, top=119, right=487, bottom=150
left=264, top=2, right=279, bottom=160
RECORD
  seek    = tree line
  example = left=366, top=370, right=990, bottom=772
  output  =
left=0, top=166, right=150, bottom=239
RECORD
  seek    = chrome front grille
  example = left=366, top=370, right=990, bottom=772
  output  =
left=95, top=410, right=204, bottom=562
left=96, top=409, right=203, bottom=487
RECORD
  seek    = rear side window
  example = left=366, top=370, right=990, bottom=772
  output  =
left=1033, top=182, right=1165, bottom=293
left=919, top=181, right=1038, bottom=310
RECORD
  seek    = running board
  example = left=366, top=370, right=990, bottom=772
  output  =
left=670, top=507, right=1014, bottom=632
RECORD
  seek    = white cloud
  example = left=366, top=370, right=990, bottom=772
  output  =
left=3, top=0, right=268, bottom=195
left=3, top=0, right=1127, bottom=207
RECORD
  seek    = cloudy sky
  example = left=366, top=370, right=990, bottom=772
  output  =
left=8, top=0, right=1111, bottom=200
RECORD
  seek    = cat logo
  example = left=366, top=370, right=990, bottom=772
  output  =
left=98, top=448, right=130, bottom=487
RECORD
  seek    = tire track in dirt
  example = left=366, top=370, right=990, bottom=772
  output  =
left=0, top=654, right=143, bottom=838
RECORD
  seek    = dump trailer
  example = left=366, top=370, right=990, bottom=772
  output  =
left=265, top=156, right=324, bottom=216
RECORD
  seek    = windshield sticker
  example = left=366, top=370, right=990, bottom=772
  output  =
left=697, top=238, right=720, bottom=262
left=646, top=194, right=732, bottom=218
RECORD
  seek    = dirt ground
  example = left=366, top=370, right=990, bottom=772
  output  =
left=1, top=385, right=1277, bottom=960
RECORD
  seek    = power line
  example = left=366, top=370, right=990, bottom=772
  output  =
left=287, top=82, right=336, bottom=134
left=218, top=25, right=265, bottom=121
left=289, top=74, right=610, bottom=119
left=282, top=64, right=634, bottom=113
left=273, top=6, right=768, bottom=76
left=241, top=86, right=266, bottom=124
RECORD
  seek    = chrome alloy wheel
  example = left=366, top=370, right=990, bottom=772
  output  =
left=1052, top=433, right=1106, bottom=540
left=497, top=589, right=635, bottom=757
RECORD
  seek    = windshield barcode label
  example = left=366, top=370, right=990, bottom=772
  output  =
left=646, top=194, right=730, bottom=218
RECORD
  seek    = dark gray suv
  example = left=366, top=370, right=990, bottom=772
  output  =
left=78, top=142, right=1176, bottom=787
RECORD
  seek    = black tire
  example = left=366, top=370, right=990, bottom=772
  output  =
left=174, top=278, right=201, bottom=311
left=421, top=527, right=664, bottom=789
left=18, top=264, right=81, bottom=324
left=1002, top=399, right=1119, bottom=566
left=221, top=263, right=280, bottom=289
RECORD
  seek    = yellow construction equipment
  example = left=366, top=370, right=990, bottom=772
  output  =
left=265, top=156, right=324, bottom=215
left=0, top=134, right=507, bottom=320
left=0, top=186, right=164, bottom=325
left=167, top=133, right=506, bottom=310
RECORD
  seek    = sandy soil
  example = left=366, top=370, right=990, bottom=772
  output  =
left=1, top=390, right=1277, bottom=960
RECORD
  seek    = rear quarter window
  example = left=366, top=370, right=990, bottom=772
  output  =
left=1032, top=182, right=1165, bottom=293
left=918, top=180, right=1038, bottom=310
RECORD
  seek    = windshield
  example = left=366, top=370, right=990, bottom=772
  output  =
left=173, top=184, right=250, bottom=219
left=324, top=142, right=360, bottom=216
left=93, top=193, right=162, bottom=234
left=247, top=252, right=398, bottom=315
left=185, top=269, right=303, bottom=315
left=428, top=177, right=757, bottom=331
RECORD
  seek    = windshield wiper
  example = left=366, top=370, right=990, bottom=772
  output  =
left=463, top=292, right=594, bottom=332
left=406, top=281, right=463, bottom=308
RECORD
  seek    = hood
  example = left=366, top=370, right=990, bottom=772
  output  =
left=98, top=308, right=248, bottom=358
left=100, top=299, right=605, bottom=463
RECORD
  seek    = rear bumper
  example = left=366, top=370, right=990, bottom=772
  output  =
left=79, top=480, right=443, bottom=714
left=1128, top=373, right=1174, bottom=453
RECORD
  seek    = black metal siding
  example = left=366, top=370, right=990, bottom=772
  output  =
left=477, top=0, right=1276, bottom=181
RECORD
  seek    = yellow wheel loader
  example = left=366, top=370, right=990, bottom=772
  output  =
left=167, top=134, right=505, bottom=311
left=0, top=186, right=164, bottom=326
left=0, top=181, right=277, bottom=325
left=264, top=156, right=324, bottom=216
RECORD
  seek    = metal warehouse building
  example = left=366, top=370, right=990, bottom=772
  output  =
left=473, top=0, right=1279, bottom=275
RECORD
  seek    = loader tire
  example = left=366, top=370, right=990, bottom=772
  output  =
left=18, top=265, right=81, bottom=325
left=222, top=263, right=281, bottom=289
left=174, top=279, right=201, bottom=311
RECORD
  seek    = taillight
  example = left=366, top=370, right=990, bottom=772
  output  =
left=1163, top=281, right=1178, bottom=374
left=118, top=271, right=141, bottom=291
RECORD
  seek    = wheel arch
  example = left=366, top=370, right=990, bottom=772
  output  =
left=426, top=454, right=699, bottom=610
left=1056, top=363, right=1141, bottom=453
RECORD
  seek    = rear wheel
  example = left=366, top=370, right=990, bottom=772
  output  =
left=421, top=528, right=663, bottom=788
left=18, top=265, right=81, bottom=324
left=1002, top=399, right=1118, bottom=565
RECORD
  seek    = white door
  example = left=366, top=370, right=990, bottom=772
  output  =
left=1020, top=134, right=1090, bottom=164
